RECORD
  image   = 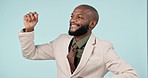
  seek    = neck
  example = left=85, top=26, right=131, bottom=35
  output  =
left=74, top=32, right=91, bottom=41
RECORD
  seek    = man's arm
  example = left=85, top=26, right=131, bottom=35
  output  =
left=104, top=44, right=139, bottom=78
left=18, top=12, right=55, bottom=60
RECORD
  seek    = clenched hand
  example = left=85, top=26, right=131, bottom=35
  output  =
left=24, top=12, right=38, bottom=32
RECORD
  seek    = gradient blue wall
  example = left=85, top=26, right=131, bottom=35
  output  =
left=0, top=0, right=147, bottom=78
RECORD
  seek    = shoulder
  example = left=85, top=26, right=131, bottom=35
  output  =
left=52, top=34, right=73, bottom=42
left=93, top=35, right=113, bottom=48
left=58, top=34, right=73, bottom=39
left=94, top=37, right=115, bottom=54
left=49, top=34, right=73, bottom=45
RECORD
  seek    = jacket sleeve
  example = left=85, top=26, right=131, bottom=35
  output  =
left=18, top=29, right=55, bottom=60
left=104, top=43, right=139, bottom=78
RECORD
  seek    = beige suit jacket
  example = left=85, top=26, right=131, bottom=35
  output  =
left=18, top=30, right=138, bottom=78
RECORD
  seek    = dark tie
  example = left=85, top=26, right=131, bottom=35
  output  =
left=67, top=43, right=78, bottom=74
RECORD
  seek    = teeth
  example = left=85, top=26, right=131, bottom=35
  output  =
left=70, top=25, right=77, bottom=30
left=71, top=25, right=77, bottom=27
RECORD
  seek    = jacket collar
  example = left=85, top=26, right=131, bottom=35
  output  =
left=60, top=34, right=96, bottom=77
left=71, top=33, right=96, bottom=76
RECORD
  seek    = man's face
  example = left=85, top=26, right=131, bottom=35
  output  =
left=68, top=7, right=91, bottom=36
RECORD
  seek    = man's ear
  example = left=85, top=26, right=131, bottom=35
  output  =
left=89, top=20, right=97, bottom=29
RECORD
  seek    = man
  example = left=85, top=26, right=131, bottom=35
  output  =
left=18, top=4, right=138, bottom=78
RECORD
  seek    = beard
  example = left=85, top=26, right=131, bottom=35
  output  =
left=68, top=24, right=89, bottom=36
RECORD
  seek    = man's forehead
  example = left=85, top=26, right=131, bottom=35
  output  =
left=72, top=7, right=90, bottom=15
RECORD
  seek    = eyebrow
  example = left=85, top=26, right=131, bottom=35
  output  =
left=71, top=13, right=84, bottom=16
left=71, top=13, right=84, bottom=15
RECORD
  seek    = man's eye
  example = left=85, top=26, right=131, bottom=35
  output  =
left=71, top=16, right=73, bottom=18
left=78, top=16, right=83, bottom=19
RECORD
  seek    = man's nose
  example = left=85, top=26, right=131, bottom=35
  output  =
left=70, top=17, right=77, bottom=24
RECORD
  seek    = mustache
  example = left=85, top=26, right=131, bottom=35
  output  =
left=70, top=23, right=80, bottom=27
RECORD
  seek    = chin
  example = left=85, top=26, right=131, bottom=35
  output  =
left=68, top=25, right=89, bottom=36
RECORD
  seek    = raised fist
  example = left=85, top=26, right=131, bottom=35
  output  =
left=24, top=12, right=38, bottom=32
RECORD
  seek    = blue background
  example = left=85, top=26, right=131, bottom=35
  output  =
left=0, top=0, right=147, bottom=78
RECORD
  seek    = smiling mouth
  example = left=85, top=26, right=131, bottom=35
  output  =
left=69, top=24, right=79, bottom=32
left=70, top=23, right=80, bottom=27
left=71, top=25, right=78, bottom=29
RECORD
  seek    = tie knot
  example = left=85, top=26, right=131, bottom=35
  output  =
left=72, top=43, right=78, bottom=52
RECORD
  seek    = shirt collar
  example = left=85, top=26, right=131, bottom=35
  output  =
left=72, top=34, right=90, bottom=48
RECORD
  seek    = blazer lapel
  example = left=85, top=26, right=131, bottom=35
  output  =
left=58, top=35, right=74, bottom=77
left=72, top=34, right=96, bottom=76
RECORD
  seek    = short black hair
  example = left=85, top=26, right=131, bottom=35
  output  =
left=76, top=4, right=99, bottom=25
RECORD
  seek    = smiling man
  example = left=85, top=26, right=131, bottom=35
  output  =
left=18, top=4, right=138, bottom=78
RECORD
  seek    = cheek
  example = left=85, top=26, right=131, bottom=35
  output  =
left=81, top=20, right=90, bottom=26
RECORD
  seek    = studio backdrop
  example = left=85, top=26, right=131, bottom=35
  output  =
left=0, top=0, right=147, bottom=78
